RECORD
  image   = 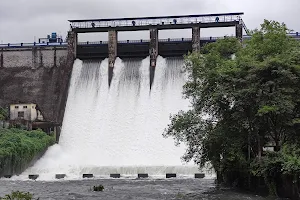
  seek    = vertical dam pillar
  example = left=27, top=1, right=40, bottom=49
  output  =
left=192, top=26, right=201, bottom=52
left=67, top=31, right=77, bottom=60
left=236, top=23, right=243, bottom=41
left=108, top=30, right=118, bottom=87
left=149, top=28, right=158, bottom=89
left=0, top=48, right=3, bottom=68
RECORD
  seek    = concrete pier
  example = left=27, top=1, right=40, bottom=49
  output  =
left=138, top=174, right=149, bottom=178
left=195, top=173, right=205, bottom=178
left=166, top=173, right=176, bottom=178
left=149, top=28, right=158, bottom=89
left=192, top=26, right=201, bottom=52
left=68, top=31, right=77, bottom=59
left=0, top=51, right=3, bottom=68
left=83, top=174, right=94, bottom=178
left=108, top=30, right=118, bottom=87
left=110, top=174, right=121, bottom=178
left=55, top=174, right=66, bottom=179
left=29, top=175, right=39, bottom=180
left=236, top=23, right=243, bottom=41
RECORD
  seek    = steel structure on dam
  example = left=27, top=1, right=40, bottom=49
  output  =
left=68, top=12, right=246, bottom=88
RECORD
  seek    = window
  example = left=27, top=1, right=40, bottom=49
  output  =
left=15, top=106, right=19, bottom=109
left=32, top=106, right=34, bottom=109
left=23, top=106, right=27, bottom=109
left=18, top=111, right=24, bottom=118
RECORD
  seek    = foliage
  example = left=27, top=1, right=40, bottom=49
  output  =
left=0, top=129, right=55, bottom=177
left=250, top=144, right=300, bottom=195
left=93, top=185, right=104, bottom=192
left=0, top=107, right=8, bottom=121
left=164, top=19, right=300, bottom=195
left=0, top=191, right=39, bottom=200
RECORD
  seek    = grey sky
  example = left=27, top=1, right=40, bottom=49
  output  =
left=0, top=0, right=299, bottom=43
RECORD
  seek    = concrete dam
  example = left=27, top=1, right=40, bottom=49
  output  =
left=1, top=12, right=248, bottom=179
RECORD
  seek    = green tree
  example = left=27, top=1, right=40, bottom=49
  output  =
left=164, top=20, right=300, bottom=195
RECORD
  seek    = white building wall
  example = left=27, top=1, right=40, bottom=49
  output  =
left=30, top=104, right=37, bottom=121
left=10, top=103, right=38, bottom=121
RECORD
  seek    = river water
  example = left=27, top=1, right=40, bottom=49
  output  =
left=0, top=179, right=267, bottom=200
left=0, top=58, right=270, bottom=199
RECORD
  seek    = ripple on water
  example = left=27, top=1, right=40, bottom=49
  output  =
left=0, top=179, right=266, bottom=200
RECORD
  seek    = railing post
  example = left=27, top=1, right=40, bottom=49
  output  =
left=149, top=28, right=158, bottom=89
left=108, top=30, right=118, bottom=87
left=192, top=26, right=201, bottom=52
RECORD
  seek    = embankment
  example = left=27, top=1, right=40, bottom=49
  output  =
left=0, top=128, right=55, bottom=177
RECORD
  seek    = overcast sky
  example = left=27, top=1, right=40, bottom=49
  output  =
left=0, top=0, right=299, bottom=43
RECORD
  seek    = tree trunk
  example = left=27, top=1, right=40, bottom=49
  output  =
left=257, top=135, right=262, bottom=160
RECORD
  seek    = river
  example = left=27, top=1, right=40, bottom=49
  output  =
left=0, top=179, right=268, bottom=200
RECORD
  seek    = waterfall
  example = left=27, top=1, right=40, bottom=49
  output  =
left=21, top=56, right=213, bottom=180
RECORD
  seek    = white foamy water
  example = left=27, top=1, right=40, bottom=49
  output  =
left=20, top=56, right=214, bottom=180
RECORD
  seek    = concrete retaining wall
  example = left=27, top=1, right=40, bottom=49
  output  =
left=1, top=47, right=67, bottom=69
left=0, top=37, right=75, bottom=124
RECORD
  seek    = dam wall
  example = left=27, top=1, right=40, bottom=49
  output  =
left=1, top=46, right=67, bottom=69
left=0, top=33, right=76, bottom=124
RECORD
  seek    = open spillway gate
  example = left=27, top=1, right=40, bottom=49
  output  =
left=68, top=12, right=246, bottom=88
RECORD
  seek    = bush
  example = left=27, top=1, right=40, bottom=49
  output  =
left=0, top=129, right=55, bottom=177
left=0, top=107, right=8, bottom=121
left=0, top=191, right=39, bottom=200
left=250, top=144, right=300, bottom=196
left=93, top=185, right=104, bottom=192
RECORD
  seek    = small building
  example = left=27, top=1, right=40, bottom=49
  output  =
left=10, top=103, right=44, bottom=122
left=9, top=103, right=60, bottom=141
left=38, top=32, right=63, bottom=44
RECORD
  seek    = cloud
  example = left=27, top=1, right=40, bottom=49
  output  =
left=0, top=0, right=299, bottom=43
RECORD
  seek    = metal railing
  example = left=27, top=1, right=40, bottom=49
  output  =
left=1, top=34, right=299, bottom=48
left=69, top=13, right=243, bottom=29
left=241, top=19, right=251, bottom=36
left=0, top=42, right=67, bottom=48
left=77, top=37, right=225, bottom=45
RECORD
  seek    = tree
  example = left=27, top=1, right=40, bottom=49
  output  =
left=164, top=20, right=300, bottom=194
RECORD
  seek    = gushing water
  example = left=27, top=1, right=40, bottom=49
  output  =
left=21, top=56, right=211, bottom=180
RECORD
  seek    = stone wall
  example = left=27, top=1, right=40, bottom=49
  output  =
left=0, top=40, right=75, bottom=124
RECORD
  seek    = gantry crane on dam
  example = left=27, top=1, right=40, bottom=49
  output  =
left=68, top=12, right=248, bottom=88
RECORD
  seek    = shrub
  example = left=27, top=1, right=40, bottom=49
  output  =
left=93, top=185, right=104, bottom=192
left=0, top=129, right=55, bottom=177
left=0, top=191, right=39, bottom=200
